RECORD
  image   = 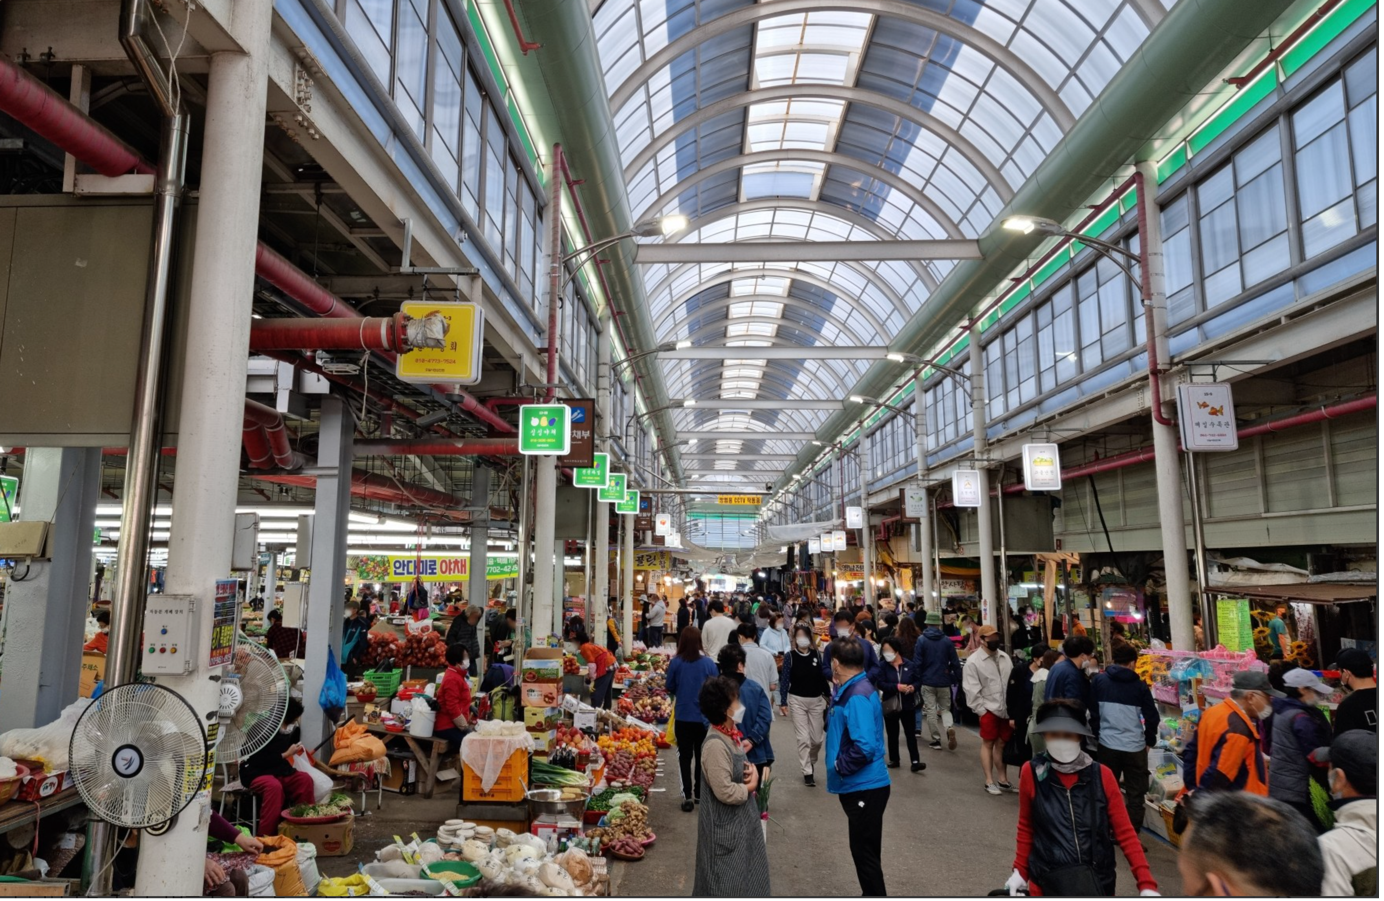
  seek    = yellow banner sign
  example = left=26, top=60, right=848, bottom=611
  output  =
left=394, top=301, right=484, bottom=384
left=610, top=550, right=673, bottom=571
left=717, top=495, right=762, bottom=506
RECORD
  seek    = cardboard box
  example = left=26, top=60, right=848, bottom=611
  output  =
left=524, top=706, right=560, bottom=728
left=526, top=728, right=555, bottom=753
left=521, top=683, right=560, bottom=708
left=278, top=813, right=355, bottom=857
left=79, top=653, right=106, bottom=698
left=15, top=769, right=70, bottom=802
left=383, top=754, right=418, bottom=794
left=521, top=648, right=563, bottom=684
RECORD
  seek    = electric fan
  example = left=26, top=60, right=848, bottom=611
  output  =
left=216, top=636, right=291, bottom=762
left=69, top=682, right=207, bottom=828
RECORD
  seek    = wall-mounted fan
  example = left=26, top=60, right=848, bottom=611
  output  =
left=217, top=637, right=290, bottom=762
left=69, top=683, right=207, bottom=828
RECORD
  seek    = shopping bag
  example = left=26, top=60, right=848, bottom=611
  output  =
left=293, top=751, right=334, bottom=803
left=319, top=645, right=347, bottom=725
left=663, top=710, right=677, bottom=747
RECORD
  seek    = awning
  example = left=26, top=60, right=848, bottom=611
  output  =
left=1207, top=583, right=1377, bottom=605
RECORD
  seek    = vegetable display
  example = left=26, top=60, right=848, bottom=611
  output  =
left=530, top=760, right=591, bottom=789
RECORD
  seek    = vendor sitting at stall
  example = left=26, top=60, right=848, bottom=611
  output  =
left=83, top=610, right=110, bottom=653
left=435, top=643, right=475, bottom=753
left=239, top=698, right=315, bottom=837
left=568, top=626, right=617, bottom=709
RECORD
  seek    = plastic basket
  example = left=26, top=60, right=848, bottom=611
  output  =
left=462, top=748, right=528, bottom=803
left=363, top=669, right=403, bottom=700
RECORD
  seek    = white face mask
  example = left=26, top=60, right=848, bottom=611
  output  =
left=460, top=658, right=470, bottom=671
left=1251, top=695, right=1274, bottom=719
left=796, top=635, right=811, bottom=649
left=1046, top=738, right=1081, bottom=763
left=883, top=651, right=897, bottom=663
left=731, top=705, right=745, bottom=724
left=564, top=642, right=577, bottom=654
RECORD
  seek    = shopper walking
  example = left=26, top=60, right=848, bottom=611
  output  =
left=676, top=598, right=692, bottom=637
left=444, top=606, right=483, bottom=675
left=701, top=600, right=738, bottom=659
left=911, top=610, right=961, bottom=751
left=692, top=676, right=771, bottom=897
left=1331, top=648, right=1377, bottom=735
left=647, top=594, right=667, bottom=647
left=1002, top=646, right=1036, bottom=772
left=1177, top=792, right=1324, bottom=896
left=666, top=626, right=720, bottom=812
left=821, top=609, right=879, bottom=682
left=736, top=623, right=780, bottom=697
left=1268, top=667, right=1335, bottom=832
left=1027, top=648, right=1060, bottom=756
left=717, top=643, right=774, bottom=781
left=1045, top=635, right=1098, bottom=740
left=962, top=624, right=1015, bottom=795
left=894, top=617, right=923, bottom=736
left=1183, top=670, right=1275, bottom=796
left=759, top=612, right=790, bottom=658
left=1091, top=642, right=1160, bottom=829
left=870, top=636, right=924, bottom=772
left=826, top=637, right=891, bottom=895
left=780, top=623, right=830, bottom=787
left=1005, top=700, right=1159, bottom=897
left=1316, top=730, right=1377, bottom=896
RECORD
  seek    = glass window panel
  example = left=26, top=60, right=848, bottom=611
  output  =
left=1344, top=47, right=1377, bottom=107
left=1301, top=196, right=1357, bottom=258
left=1293, top=83, right=1345, bottom=148
left=460, top=69, right=483, bottom=220
left=1164, top=220, right=1194, bottom=296
left=346, top=0, right=392, bottom=84
left=1199, top=200, right=1239, bottom=275
left=1295, top=124, right=1354, bottom=220
left=395, top=4, right=428, bottom=110
left=1358, top=179, right=1377, bottom=229
left=1202, top=262, right=1242, bottom=308
left=1236, top=164, right=1286, bottom=251
left=1348, top=97, right=1376, bottom=186
left=1168, top=286, right=1196, bottom=326
left=1241, top=232, right=1289, bottom=288
left=1198, top=164, right=1235, bottom=213
left=1233, top=125, right=1281, bottom=184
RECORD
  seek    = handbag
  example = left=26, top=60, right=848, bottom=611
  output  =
left=1035, top=863, right=1103, bottom=896
left=881, top=693, right=902, bottom=715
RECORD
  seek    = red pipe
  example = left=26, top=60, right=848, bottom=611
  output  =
left=501, top=0, right=542, bottom=54
left=249, top=314, right=410, bottom=353
left=243, top=399, right=299, bottom=470
left=255, top=469, right=459, bottom=510
left=242, top=417, right=274, bottom=469
left=1227, top=0, right=1343, bottom=87
left=354, top=438, right=520, bottom=456
left=253, top=244, right=360, bottom=319
left=0, top=57, right=152, bottom=177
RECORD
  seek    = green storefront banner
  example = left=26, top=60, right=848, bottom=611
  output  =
left=599, top=472, right=627, bottom=503
left=616, top=489, right=639, bottom=515
left=353, top=555, right=519, bottom=583
left=573, top=452, right=610, bottom=489
left=518, top=404, right=571, bottom=455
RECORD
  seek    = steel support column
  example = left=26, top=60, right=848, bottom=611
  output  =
left=469, top=465, right=491, bottom=667
left=969, top=322, right=997, bottom=628
left=621, top=511, right=635, bottom=656
left=531, top=455, right=558, bottom=641
left=593, top=320, right=612, bottom=646
left=914, top=372, right=935, bottom=612
left=1138, top=160, right=1195, bottom=651
left=133, top=1, right=273, bottom=890
left=859, top=428, right=872, bottom=610
left=0, top=448, right=100, bottom=734
left=302, top=396, right=352, bottom=750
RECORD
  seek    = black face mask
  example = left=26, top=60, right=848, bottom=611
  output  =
left=985, top=639, right=1001, bottom=651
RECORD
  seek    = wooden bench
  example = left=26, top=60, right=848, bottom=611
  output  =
left=362, top=724, right=452, bottom=799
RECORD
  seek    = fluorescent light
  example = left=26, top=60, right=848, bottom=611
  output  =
left=683, top=399, right=697, bottom=407
left=658, top=214, right=689, bottom=235
left=848, top=395, right=868, bottom=403
left=1003, top=216, right=1035, bottom=233
left=675, top=340, right=692, bottom=349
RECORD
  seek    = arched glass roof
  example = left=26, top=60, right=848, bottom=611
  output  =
left=589, top=0, right=1173, bottom=458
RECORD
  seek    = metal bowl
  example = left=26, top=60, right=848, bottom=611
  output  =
left=525, top=787, right=587, bottom=821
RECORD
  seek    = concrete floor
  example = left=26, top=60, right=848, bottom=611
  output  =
left=609, top=712, right=1184, bottom=897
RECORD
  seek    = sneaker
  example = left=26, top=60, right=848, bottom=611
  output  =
left=887, top=760, right=900, bottom=769
left=997, top=781, right=1018, bottom=793
left=928, top=741, right=943, bottom=750
left=680, top=799, right=694, bottom=813
left=804, top=774, right=815, bottom=787
left=910, top=762, right=926, bottom=773
left=985, top=782, right=1002, bottom=795
left=947, top=728, right=957, bottom=750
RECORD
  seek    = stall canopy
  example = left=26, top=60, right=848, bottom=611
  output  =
left=1210, top=583, right=1377, bottom=605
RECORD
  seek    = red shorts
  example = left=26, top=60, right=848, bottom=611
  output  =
left=979, top=711, right=1014, bottom=742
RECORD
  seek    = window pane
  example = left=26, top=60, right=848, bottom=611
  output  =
left=1203, top=262, right=1242, bottom=308
left=1301, top=196, right=1356, bottom=258
left=1199, top=200, right=1239, bottom=274
left=1348, top=97, right=1376, bottom=186
left=1296, top=124, right=1353, bottom=220
left=1344, top=47, right=1377, bottom=108
left=1358, top=179, right=1377, bottom=229
left=1164, top=219, right=1193, bottom=295
left=346, top=0, right=392, bottom=84
left=1293, top=83, right=1345, bottom=148
left=1242, top=232, right=1289, bottom=287
left=396, top=5, right=428, bottom=111
left=1198, top=164, right=1235, bottom=213
left=1236, top=164, right=1286, bottom=251
left=460, top=71, right=483, bottom=220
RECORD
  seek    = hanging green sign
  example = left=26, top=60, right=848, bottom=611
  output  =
left=518, top=404, right=571, bottom=455
left=616, top=489, right=639, bottom=515
left=574, top=452, right=610, bottom=489
left=599, top=472, right=627, bottom=503
left=1215, top=598, right=1254, bottom=652
left=0, top=475, right=17, bottom=522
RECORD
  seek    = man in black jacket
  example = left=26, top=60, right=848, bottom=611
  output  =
left=1045, top=634, right=1099, bottom=741
left=445, top=606, right=483, bottom=675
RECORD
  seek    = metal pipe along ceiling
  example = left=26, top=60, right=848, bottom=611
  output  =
left=242, top=399, right=302, bottom=470
left=248, top=314, right=411, bottom=353
left=353, top=438, right=520, bottom=456
left=254, top=469, right=462, bottom=510
left=0, top=62, right=514, bottom=436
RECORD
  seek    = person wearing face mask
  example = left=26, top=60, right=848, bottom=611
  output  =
left=1315, top=729, right=1377, bottom=896
left=434, top=642, right=475, bottom=754
left=1267, top=667, right=1335, bottom=832
left=692, top=676, right=770, bottom=896
left=1006, top=699, right=1159, bottom=898
left=567, top=627, right=617, bottom=709
left=667, top=626, right=720, bottom=812
left=912, top=610, right=962, bottom=751
left=1184, top=670, right=1277, bottom=799
left=825, top=638, right=891, bottom=896
left=717, top=644, right=774, bottom=782
left=1044, top=635, right=1100, bottom=743
left=1090, top=642, right=1161, bottom=831
left=1331, top=648, right=1377, bottom=736
left=820, top=609, right=879, bottom=683
left=1176, top=791, right=1323, bottom=897
left=780, top=623, right=830, bottom=786
left=759, top=613, right=790, bottom=659
left=736, top=623, right=780, bottom=699
left=239, top=698, right=314, bottom=837
left=961, top=624, right=1016, bottom=795
left=869, top=636, right=924, bottom=772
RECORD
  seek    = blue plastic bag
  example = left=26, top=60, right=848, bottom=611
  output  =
left=320, top=645, right=347, bottom=716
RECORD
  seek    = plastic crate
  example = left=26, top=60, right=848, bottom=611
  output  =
left=462, top=749, right=528, bottom=803
left=362, top=669, right=403, bottom=700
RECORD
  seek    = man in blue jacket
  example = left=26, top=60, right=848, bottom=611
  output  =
left=717, top=643, right=774, bottom=781
left=1046, top=634, right=1099, bottom=742
left=911, top=610, right=962, bottom=751
left=826, top=638, right=890, bottom=896
left=821, top=609, right=878, bottom=685
left=1091, top=641, right=1160, bottom=829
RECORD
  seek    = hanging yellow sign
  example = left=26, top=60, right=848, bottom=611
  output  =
left=717, top=495, right=762, bottom=506
left=611, top=550, right=672, bottom=570
left=394, top=301, right=484, bottom=384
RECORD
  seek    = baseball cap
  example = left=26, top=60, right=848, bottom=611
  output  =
left=977, top=624, right=999, bottom=638
left=924, top=611, right=942, bottom=625
left=1320, top=730, right=1377, bottom=795
left=1284, top=668, right=1334, bottom=695
left=1233, top=670, right=1286, bottom=697
left=1334, top=648, right=1375, bottom=678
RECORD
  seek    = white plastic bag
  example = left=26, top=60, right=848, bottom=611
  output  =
left=0, top=699, right=91, bottom=771
left=292, top=752, right=333, bottom=803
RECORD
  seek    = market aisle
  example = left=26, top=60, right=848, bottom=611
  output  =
left=611, top=713, right=1183, bottom=897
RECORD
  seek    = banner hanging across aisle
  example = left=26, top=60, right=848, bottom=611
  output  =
left=353, top=555, right=520, bottom=582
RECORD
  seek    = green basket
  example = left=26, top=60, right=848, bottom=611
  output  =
left=362, top=669, right=403, bottom=700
